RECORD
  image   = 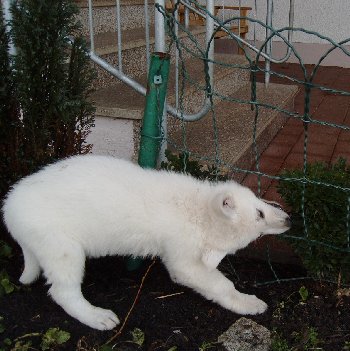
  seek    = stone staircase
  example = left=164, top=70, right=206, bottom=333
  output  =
left=76, top=0, right=298, bottom=171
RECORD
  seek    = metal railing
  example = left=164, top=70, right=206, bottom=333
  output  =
left=2, top=0, right=295, bottom=120
left=176, top=0, right=295, bottom=84
left=85, top=0, right=295, bottom=121
left=87, top=0, right=214, bottom=122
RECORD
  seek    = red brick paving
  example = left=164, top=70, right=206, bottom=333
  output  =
left=241, top=63, right=350, bottom=203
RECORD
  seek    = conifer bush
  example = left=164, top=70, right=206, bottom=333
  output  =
left=0, top=0, right=95, bottom=196
left=0, top=6, right=22, bottom=195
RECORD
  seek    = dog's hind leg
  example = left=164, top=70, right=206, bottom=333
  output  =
left=19, top=246, right=41, bottom=285
left=41, top=239, right=119, bottom=330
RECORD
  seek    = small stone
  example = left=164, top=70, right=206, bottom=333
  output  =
left=218, top=317, right=271, bottom=351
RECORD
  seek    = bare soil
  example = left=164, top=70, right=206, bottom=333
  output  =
left=1, top=221, right=349, bottom=351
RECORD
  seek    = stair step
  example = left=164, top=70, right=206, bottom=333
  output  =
left=90, top=26, right=207, bottom=89
left=76, top=0, right=145, bottom=7
left=87, top=53, right=251, bottom=160
left=91, top=27, right=155, bottom=55
left=76, top=0, right=154, bottom=36
left=91, top=53, right=249, bottom=119
left=168, top=82, right=298, bottom=179
left=91, top=25, right=206, bottom=54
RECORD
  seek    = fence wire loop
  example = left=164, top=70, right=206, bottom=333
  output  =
left=160, top=1, right=350, bottom=285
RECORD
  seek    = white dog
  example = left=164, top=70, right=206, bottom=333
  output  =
left=2, top=155, right=291, bottom=330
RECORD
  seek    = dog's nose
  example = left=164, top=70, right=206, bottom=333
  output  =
left=285, top=216, right=292, bottom=228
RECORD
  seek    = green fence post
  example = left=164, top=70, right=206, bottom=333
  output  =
left=126, top=52, right=170, bottom=271
left=138, top=52, right=170, bottom=168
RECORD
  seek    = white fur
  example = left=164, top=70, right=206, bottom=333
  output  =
left=2, top=155, right=291, bottom=330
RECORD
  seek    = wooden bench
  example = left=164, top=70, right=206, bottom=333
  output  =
left=165, top=1, right=251, bottom=53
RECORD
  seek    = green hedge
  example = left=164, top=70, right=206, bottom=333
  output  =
left=0, top=0, right=95, bottom=196
left=278, top=158, right=350, bottom=283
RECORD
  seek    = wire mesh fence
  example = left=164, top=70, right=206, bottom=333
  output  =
left=157, top=1, right=350, bottom=285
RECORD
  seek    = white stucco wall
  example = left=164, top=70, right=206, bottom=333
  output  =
left=243, top=0, right=350, bottom=44
left=215, top=0, right=350, bottom=66
left=87, top=117, right=135, bottom=160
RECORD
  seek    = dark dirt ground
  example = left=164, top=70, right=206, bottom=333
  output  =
left=1, top=221, right=350, bottom=351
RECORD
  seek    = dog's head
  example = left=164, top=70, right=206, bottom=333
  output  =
left=210, top=182, right=291, bottom=244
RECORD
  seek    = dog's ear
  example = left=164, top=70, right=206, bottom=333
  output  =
left=212, top=191, right=236, bottom=219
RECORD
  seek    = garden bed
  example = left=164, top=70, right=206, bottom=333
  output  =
left=1, top=224, right=349, bottom=351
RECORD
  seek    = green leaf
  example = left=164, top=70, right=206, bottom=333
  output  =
left=41, top=327, right=70, bottom=350
left=199, top=341, right=216, bottom=351
left=0, top=278, right=15, bottom=294
left=298, top=286, right=309, bottom=302
left=131, top=328, right=145, bottom=346
left=0, top=242, right=12, bottom=259
left=4, top=338, right=11, bottom=346
left=12, top=340, right=32, bottom=351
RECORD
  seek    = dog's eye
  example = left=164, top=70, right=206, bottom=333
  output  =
left=270, top=203, right=283, bottom=211
left=257, top=209, right=265, bottom=219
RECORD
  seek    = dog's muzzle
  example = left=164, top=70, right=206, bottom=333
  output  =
left=285, top=216, right=292, bottom=228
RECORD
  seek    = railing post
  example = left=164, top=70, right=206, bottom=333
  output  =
left=115, top=0, right=122, bottom=71
left=154, top=0, right=168, bottom=162
left=88, top=0, right=95, bottom=53
left=144, top=0, right=150, bottom=71
left=184, top=0, right=190, bottom=28
left=206, top=0, right=215, bottom=90
left=265, top=0, right=273, bottom=86
left=154, top=0, right=166, bottom=53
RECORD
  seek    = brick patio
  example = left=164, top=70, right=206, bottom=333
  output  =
left=242, top=63, right=350, bottom=203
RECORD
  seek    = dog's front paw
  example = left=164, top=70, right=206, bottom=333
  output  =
left=220, top=292, right=267, bottom=315
left=236, top=293, right=268, bottom=315
left=83, top=307, right=120, bottom=330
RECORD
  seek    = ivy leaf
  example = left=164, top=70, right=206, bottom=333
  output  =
left=131, top=328, right=145, bottom=346
left=299, top=286, right=309, bottom=302
left=0, top=242, right=12, bottom=259
left=0, top=269, right=17, bottom=296
left=41, top=327, right=70, bottom=350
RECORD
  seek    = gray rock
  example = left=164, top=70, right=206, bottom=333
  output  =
left=218, top=317, right=271, bottom=351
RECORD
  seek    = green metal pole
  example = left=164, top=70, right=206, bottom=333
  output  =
left=126, top=52, right=170, bottom=271
left=138, top=52, right=170, bottom=168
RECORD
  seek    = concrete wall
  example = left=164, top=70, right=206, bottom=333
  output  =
left=215, top=0, right=350, bottom=67
left=86, top=117, right=135, bottom=160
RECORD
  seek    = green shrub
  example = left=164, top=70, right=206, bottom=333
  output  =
left=0, top=6, right=22, bottom=196
left=278, top=158, right=350, bottom=283
left=0, top=0, right=95, bottom=197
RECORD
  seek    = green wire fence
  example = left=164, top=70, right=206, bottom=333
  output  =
left=153, top=1, right=350, bottom=285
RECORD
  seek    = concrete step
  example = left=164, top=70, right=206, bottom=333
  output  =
left=92, top=53, right=249, bottom=117
left=76, top=0, right=154, bottom=36
left=87, top=53, right=251, bottom=160
left=90, top=26, right=207, bottom=89
left=168, top=82, right=298, bottom=180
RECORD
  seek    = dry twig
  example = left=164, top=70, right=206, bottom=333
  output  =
left=155, top=292, right=184, bottom=299
left=106, top=259, right=157, bottom=345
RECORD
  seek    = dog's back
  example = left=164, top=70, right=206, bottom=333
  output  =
left=2, top=155, right=207, bottom=258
